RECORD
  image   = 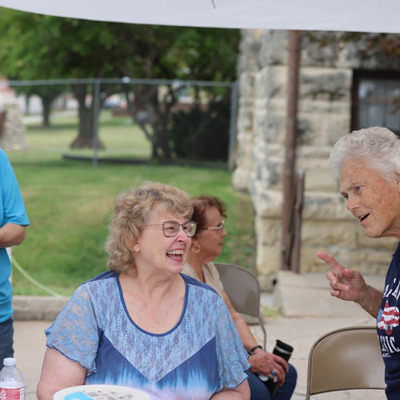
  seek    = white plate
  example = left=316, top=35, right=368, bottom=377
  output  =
left=53, top=384, right=150, bottom=400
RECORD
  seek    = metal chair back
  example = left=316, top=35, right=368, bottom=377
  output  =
left=214, top=262, right=266, bottom=349
left=305, top=326, right=386, bottom=399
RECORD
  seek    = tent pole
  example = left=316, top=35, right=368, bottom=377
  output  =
left=281, top=30, right=301, bottom=271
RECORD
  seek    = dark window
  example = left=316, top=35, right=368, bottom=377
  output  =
left=352, top=70, right=400, bottom=134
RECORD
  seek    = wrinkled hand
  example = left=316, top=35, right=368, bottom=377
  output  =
left=249, top=350, right=288, bottom=385
left=316, top=252, right=367, bottom=302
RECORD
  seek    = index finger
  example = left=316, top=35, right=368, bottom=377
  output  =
left=316, top=252, right=343, bottom=271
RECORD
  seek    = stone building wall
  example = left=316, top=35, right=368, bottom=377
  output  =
left=233, top=30, right=398, bottom=289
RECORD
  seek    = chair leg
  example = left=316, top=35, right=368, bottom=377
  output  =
left=259, top=318, right=267, bottom=349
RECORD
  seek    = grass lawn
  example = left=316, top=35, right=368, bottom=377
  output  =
left=7, top=111, right=256, bottom=296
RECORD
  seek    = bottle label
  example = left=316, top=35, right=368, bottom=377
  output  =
left=0, top=387, right=25, bottom=400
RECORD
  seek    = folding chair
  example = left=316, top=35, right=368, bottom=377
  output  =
left=305, top=326, right=386, bottom=399
left=214, top=262, right=267, bottom=349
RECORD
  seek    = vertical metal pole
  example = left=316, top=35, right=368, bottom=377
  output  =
left=228, top=81, right=238, bottom=171
left=293, top=169, right=305, bottom=274
left=92, top=79, right=101, bottom=168
left=281, top=30, right=301, bottom=271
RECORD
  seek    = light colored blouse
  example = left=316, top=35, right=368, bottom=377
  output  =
left=183, top=262, right=224, bottom=297
left=45, top=271, right=249, bottom=400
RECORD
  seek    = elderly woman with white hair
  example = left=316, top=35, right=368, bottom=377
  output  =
left=37, top=182, right=250, bottom=400
left=317, top=126, right=400, bottom=399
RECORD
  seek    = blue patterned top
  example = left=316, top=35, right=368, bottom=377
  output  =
left=46, top=271, right=249, bottom=400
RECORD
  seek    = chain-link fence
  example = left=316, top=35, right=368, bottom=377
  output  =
left=4, top=77, right=238, bottom=169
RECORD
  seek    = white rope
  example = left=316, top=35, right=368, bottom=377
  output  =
left=11, top=256, right=63, bottom=297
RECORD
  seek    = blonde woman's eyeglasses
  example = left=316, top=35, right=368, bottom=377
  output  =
left=146, top=220, right=197, bottom=238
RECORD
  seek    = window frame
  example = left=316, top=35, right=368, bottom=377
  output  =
left=351, top=69, right=400, bottom=135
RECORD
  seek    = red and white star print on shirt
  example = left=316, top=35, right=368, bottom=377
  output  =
left=378, top=301, right=400, bottom=335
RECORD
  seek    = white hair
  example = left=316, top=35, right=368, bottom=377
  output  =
left=329, top=126, right=400, bottom=181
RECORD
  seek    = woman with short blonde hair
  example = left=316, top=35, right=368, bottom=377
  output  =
left=38, top=182, right=250, bottom=400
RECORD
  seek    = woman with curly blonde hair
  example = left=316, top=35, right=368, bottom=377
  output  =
left=38, top=182, right=250, bottom=400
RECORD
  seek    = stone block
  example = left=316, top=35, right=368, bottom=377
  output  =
left=237, top=30, right=263, bottom=73
left=260, top=112, right=286, bottom=144
left=300, top=245, right=391, bottom=276
left=253, top=156, right=280, bottom=188
left=237, top=110, right=254, bottom=133
left=256, top=217, right=281, bottom=246
left=232, top=168, right=252, bottom=193
left=302, top=193, right=353, bottom=221
left=301, top=33, right=342, bottom=67
left=301, top=246, right=371, bottom=274
left=297, top=144, right=332, bottom=159
left=256, top=245, right=281, bottom=275
left=331, top=249, right=379, bottom=274
left=297, top=111, right=350, bottom=146
left=258, top=30, right=288, bottom=67
left=296, top=158, right=338, bottom=192
left=256, top=66, right=287, bottom=99
left=254, top=189, right=282, bottom=218
left=235, top=131, right=254, bottom=163
left=239, top=73, right=256, bottom=98
left=301, top=220, right=357, bottom=247
left=257, top=274, right=277, bottom=291
left=299, top=246, right=327, bottom=273
left=303, top=168, right=337, bottom=192
left=300, top=68, right=352, bottom=101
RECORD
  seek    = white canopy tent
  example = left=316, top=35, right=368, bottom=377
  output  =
left=0, top=0, right=399, bottom=34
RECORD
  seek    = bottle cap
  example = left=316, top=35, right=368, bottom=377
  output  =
left=3, top=358, right=16, bottom=367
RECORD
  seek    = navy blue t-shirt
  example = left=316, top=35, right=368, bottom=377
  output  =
left=377, top=242, right=400, bottom=399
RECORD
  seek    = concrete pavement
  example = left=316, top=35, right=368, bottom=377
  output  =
left=12, top=271, right=388, bottom=399
left=14, top=321, right=48, bottom=399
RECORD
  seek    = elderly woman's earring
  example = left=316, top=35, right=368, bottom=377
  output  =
left=133, top=244, right=140, bottom=253
left=191, top=243, right=201, bottom=253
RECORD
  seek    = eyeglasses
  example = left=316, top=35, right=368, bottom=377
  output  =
left=205, top=221, right=225, bottom=232
left=146, top=220, right=197, bottom=238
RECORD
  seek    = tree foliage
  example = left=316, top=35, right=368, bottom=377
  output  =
left=0, top=8, right=240, bottom=157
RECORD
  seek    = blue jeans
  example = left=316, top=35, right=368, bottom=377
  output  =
left=245, top=364, right=297, bottom=400
left=0, top=318, right=14, bottom=369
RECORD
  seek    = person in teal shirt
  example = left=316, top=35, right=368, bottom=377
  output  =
left=0, top=148, right=29, bottom=367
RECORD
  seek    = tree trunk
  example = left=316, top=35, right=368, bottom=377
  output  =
left=149, top=88, right=172, bottom=161
left=153, top=124, right=171, bottom=160
left=125, top=85, right=172, bottom=161
left=69, top=84, right=105, bottom=149
left=25, top=96, right=30, bottom=115
left=41, top=96, right=52, bottom=128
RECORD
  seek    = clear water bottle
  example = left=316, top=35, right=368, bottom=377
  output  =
left=0, top=358, right=25, bottom=400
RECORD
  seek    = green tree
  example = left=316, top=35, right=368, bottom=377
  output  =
left=0, top=8, right=239, bottom=157
left=0, top=11, right=66, bottom=128
left=13, top=85, right=65, bottom=128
